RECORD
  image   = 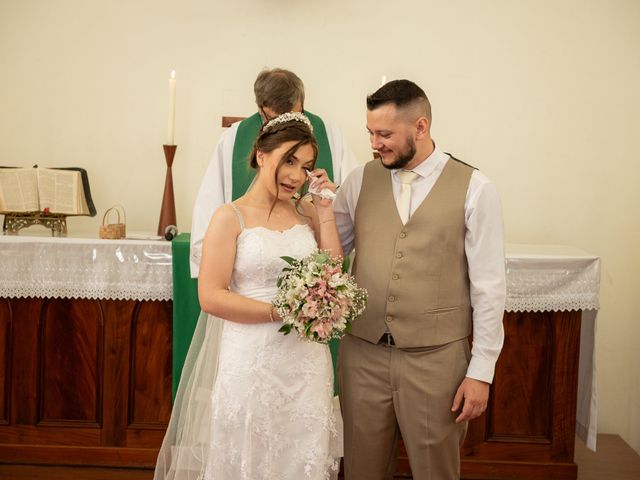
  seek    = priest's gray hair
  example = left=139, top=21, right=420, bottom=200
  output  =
left=254, top=68, right=305, bottom=114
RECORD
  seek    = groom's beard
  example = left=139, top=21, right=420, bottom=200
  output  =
left=381, top=136, right=417, bottom=170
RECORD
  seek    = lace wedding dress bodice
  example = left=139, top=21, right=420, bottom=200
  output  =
left=229, top=224, right=316, bottom=303
left=205, top=221, right=341, bottom=480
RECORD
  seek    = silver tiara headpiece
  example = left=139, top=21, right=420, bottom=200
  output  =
left=263, top=111, right=313, bottom=133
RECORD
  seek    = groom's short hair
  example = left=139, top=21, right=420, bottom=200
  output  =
left=254, top=68, right=305, bottom=114
left=367, top=79, right=431, bottom=122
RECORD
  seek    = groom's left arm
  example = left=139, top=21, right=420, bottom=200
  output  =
left=452, top=173, right=507, bottom=422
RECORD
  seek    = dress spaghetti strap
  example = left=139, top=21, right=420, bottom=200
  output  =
left=229, top=202, right=245, bottom=230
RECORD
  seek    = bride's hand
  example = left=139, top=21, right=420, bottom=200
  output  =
left=306, top=169, right=337, bottom=208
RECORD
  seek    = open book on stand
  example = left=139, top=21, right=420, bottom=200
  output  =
left=0, top=166, right=96, bottom=216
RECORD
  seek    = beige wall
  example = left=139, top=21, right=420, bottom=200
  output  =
left=1, top=0, right=639, bottom=453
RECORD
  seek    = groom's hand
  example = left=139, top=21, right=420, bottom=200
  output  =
left=451, top=377, right=489, bottom=423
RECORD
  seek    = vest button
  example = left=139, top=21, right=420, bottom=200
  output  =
left=392, top=274, right=399, bottom=280
left=388, top=295, right=396, bottom=302
left=385, top=315, right=393, bottom=322
left=396, top=252, right=403, bottom=258
left=399, top=232, right=407, bottom=239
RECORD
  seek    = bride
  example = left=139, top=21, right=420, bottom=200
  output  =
left=154, top=112, right=343, bottom=480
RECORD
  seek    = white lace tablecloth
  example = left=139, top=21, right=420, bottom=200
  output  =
left=0, top=235, right=172, bottom=301
left=506, top=244, right=600, bottom=451
left=506, top=244, right=600, bottom=312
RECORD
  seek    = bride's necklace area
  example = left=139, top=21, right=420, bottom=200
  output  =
left=240, top=195, right=298, bottom=227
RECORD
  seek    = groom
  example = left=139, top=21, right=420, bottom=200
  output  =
left=190, top=67, right=358, bottom=277
left=333, top=79, right=506, bottom=479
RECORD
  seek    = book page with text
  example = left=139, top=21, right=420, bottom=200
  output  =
left=76, top=175, right=90, bottom=214
left=38, top=168, right=80, bottom=214
left=0, top=168, right=39, bottom=212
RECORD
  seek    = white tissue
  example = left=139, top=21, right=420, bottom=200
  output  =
left=307, top=171, right=336, bottom=200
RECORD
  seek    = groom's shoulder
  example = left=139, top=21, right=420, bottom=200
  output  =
left=341, top=162, right=366, bottom=185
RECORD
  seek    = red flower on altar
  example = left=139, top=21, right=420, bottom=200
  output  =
left=43, top=207, right=50, bottom=214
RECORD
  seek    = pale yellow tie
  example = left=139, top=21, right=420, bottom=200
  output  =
left=395, top=170, right=420, bottom=224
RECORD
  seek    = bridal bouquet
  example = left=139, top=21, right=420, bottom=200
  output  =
left=273, top=250, right=367, bottom=343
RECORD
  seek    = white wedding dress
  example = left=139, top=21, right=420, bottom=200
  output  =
left=154, top=206, right=342, bottom=480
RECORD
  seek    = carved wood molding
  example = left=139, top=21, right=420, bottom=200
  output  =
left=0, top=444, right=158, bottom=467
left=221, top=116, right=246, bottom=128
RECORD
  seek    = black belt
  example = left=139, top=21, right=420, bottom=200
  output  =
left=378, top=332, right=395, bottom=346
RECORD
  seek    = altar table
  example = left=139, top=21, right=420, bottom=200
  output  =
left=0, top=236, right=600, bottom=479
left=0, top=235, right=173, bottom=468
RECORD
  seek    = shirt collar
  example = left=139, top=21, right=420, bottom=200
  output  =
left=393, top=143, right=447, bottom=180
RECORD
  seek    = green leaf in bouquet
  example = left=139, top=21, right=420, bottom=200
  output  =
left=314, top=251, right=330, bottom=264
left=279, top=324, right=292, bottom=335
left=345, top=321, right=353, bottom=333
left=341, top=255, right=351, bottom=273
left=303, top=321, right=313, bottom=335
left=280, top=256, right=297, bottom=266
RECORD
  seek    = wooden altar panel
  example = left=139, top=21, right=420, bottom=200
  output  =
left=0, top=300, right=582, bottom=478
left=487, top=311, right=553, bottom=440
left=0, top=297, right=172, bottom=467
left=127, top=301, right=173, bottom=445
left=39, top=298, right=103, bottom=426
left=11, top=298, right=44, bottom=427
left=0, top=299, right=10, bottom=426
left=464, top=310, right=580, bottom=478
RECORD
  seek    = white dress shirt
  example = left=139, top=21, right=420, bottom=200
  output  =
left=190, top=117, right=360, bottom=277
left=333, top=146, right=506, bottom=383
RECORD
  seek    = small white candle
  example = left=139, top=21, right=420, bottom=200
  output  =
left=167, top=70, right=176, bottom=145
left=380, top=75, right=387, bottom=87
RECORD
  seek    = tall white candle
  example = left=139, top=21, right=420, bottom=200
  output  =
left=381, top=75, right=387, bottom=87
left=167, top=70, right=176, bottom=145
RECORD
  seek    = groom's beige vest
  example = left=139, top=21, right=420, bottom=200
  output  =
left=351, top=158, right=474, bottom=348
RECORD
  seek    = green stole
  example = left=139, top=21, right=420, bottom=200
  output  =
left=231, top=111, right=334, bottom=200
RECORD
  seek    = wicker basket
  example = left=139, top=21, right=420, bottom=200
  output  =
left=99, top=205, right=126, bottom=239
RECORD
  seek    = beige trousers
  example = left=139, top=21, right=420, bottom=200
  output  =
left=338, top=334, right=470, bottom=480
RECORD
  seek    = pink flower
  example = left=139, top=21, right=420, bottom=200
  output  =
left=311, top=319, right=333, bottom=340
left=302, top=299, right=319, bottom=318
left=311, top=281, right=327, bottom=297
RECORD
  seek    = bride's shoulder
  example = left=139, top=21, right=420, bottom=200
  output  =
left=209, top=203, right=242, bottom=232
